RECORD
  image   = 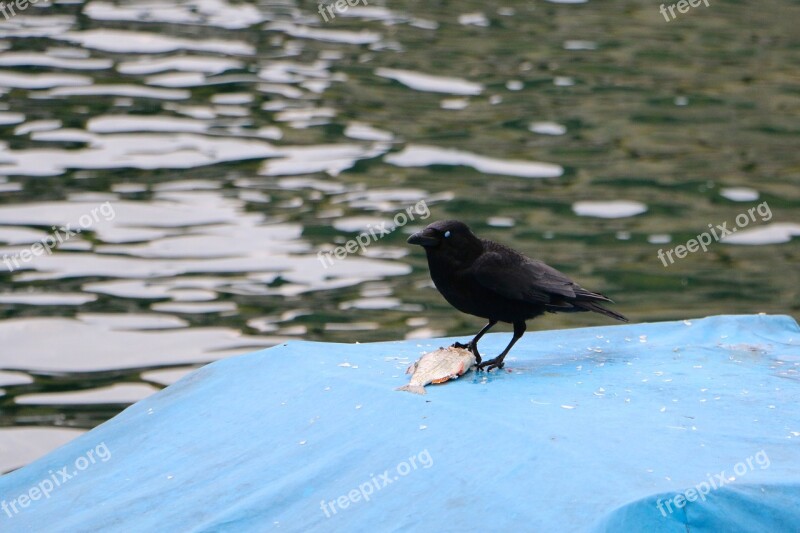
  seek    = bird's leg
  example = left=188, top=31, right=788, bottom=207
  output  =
left=478, top=321, right=526, bottom=372
left=454, top=320, right=496, bottom=366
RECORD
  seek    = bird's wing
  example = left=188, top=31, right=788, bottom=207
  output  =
left=471, top=248, right=609, bottom=305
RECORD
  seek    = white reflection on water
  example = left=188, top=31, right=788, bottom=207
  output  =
left=141, top=367, right=196, bottom=386
left=260, top=143, right=389, bottom=176
left=0, top=53, right=112, bottom=70
left=0, top=371, right=32, bottom=387
left=85, top=0, right=265, bottom=29
left=376, top=68, right=483, bottom=95
left=87, top=115, right=210, bottom=134
left=0, top=71, right=91, bottom=89
left=719, top=187, right=759, bottom=202
left=722, top=224, right=800, bottom=246
left=0, top=111, right=24, bottom=125
left=0, top=317, right=275, bottom=372
left=0, top=428, right=86, bottom=474
left=59, top=29, right=255, bottom=55
left=36, top=84, right=191, bottom=100
left=385, top=145, right=563, bottom=178
left=118, top=55, right=243, bottom=75
left=16, top=383, right=160, bottom=405
left=0, top=133, right=279, bottom=176
left=268, top=22, right=382, bottom=45
left=572, top=200, right=648, bottom=219
left=0, top=15, right=75, bottom=38
left=0, top=293, right=98, bottom=306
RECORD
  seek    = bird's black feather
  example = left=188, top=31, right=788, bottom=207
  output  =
left=408, top=220, right=629, bottom=371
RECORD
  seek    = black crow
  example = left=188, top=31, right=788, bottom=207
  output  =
left=408, top=220, right=628, bottom=371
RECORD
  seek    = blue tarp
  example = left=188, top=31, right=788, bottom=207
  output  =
left=1, top=314, right=799, bottom=532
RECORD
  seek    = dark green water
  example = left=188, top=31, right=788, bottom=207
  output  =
left=0, top=0, right=798, bottom=470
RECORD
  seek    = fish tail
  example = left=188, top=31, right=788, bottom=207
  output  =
left=395, top=384, right=426, bottom=395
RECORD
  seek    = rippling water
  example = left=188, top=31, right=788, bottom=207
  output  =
left=1, top=0, right=798, bottom=471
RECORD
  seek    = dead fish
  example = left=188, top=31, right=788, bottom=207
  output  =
left=395, top=346, right=476, bottom=395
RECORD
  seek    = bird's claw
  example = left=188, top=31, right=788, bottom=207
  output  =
left=477, top=358, right=504, bottom=372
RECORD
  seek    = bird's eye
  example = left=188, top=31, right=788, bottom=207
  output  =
left=444, top=231, right=451, bottom=238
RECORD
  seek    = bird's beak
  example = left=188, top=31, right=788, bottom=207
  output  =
left=407, top=229, right=439, bottom=247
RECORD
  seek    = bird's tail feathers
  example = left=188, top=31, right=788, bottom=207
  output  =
left=575, top=301, right=629, bottom=322
left=575, top=288, right=614, bottom=303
